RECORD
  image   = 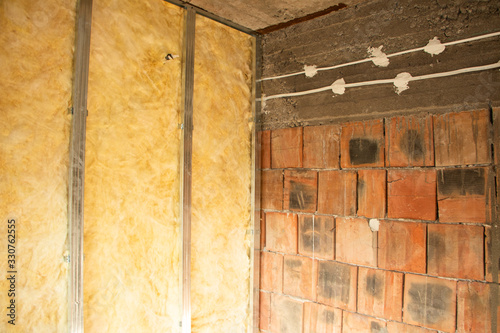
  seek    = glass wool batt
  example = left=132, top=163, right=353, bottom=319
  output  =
left=0, top=0, right=76, bottom=331
left=84, top=0, right=184, bottom=331
left=191, top=14, right=254, bottom=332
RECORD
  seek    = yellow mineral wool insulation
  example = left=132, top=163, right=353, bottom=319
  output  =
left=191, top=15, right=254, bottom=332
left=0, top=0, right=76, bottom=331
left=85, top=0, right=183, bottom=331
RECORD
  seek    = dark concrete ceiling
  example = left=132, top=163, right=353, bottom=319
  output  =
left=184, top=0, right=366, bottom=32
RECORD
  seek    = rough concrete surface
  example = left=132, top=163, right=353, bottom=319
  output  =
left=186, top=0, right=366, bottom=31
left=260, top=0, right=500, bottom=129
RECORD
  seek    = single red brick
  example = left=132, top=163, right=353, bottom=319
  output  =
left=357, top=267, right=404, bottom=321
left=485, top=225, right=499, bottom=283
left=316, top=260, right=357, bottom=311
left=403, top=274, right=457, bottom=333
left=317, top=170, right=357, bottom=216
left=336, top=217, right=377, bottom=266
left=261, top=130, right=271, bottom=169
left=387, top=322, right=439, bottom=333
left=298, top=215, right=334, bottom=260
left=378, top=220, right=426, bottom=273
left=260, top=251, right=283, bottom=293
left=437, top=167, right=492, bottom=223
left=386, top=115, right=434, bottom=167
left=265, top=212, right=297, bottom=254
left=284, top=170, right=317, bottom=213
left=427, top=224, right=484, bottom=280
left=388, top=169, right=437, bottom=220
left=259, top=291, right=271, bottom=331
left=283, top=255, right=317, bottom=301
left=303, top=302, right=342, bottom=333
left=342, top=312, right=387, bottom=333
left=439, top=193, right=491, bottom=224
left=341, top=119, right=385, bottom=168
left=303, top=124, right=341, bottom=169
left=261, top=169, right=283, bottom=210
left=270, top=294, right=304, bottom=333
left=457, top=281, right=495, bottom=333
left=434, top=109, right=491, bottom=166
left=271, top=127, right=303, bottom=168
left=357, top=169, right=386, bottom=218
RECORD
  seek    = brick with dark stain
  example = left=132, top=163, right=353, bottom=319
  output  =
left=300, top=216, right=317, bottom=254
left=357, top=178, right=366, bottom=196
left=428, top=224, right=484, bottom=280
left=427, top=231, right=445, bottom=263
left=288, top=181, right=316, bottom=211
left=271, top=294, right=303, bottom=333
left=322, top=308, right=336, bottom=323
left=437, top=168, right=485, bottom=196
left=284, top=170, right=317, bottom=213
left=371, top=321, right=387, bottom=333
left=365, top=273, right=383, bottom=299
left=299, top=216, right=334, bottom=259
left=385, top=115, right=434, bottom=167
left=406, top=283, right=453, bottom=325
left=317, top=261, right=351, bottom=305
left=349, top=138, right=379, bottom=165
left=400, top=129, right=424, bottom=161
left=283, top=255, right=316, bottom=300
left=284, top=257, right=302, bottom=280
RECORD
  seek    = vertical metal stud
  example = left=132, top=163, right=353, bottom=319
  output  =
left=68, top=0, right=92, bottom=332
left=180, top=6, right=196, bottom=333
left=251, top=35, right=262, bottom=333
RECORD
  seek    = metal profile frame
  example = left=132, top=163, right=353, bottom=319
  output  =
left=166, top=1, right=260, bottom=331
left=251, top=35, right=263, bottom=333
left=163, top=0, right=257, bottom=36
left=67, top=1, right=258, bottom=332
left=180, top=6, right=196, bottom=333
left=68, top=0, right=93, bottom=332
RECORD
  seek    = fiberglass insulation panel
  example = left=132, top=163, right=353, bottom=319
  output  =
left=85, top=0, right=183, bottom=331
left=191, top=15, right=254, bottom=332
left=0, top=0, right=76, bottom=331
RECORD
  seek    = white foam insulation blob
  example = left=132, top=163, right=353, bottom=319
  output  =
left=424, top=37, right=446, bottom=56
left=331, top=78, right=346, bottom=95
left=394, top=72, right=413, bottom=94
left=191, top=14, right=254, bottom=332
left=369, top=219, right=380, bottom=232
left=0, top=0, right=76, bottom=331
left=84, top=0, right=184, bottom=331
left=368, top=45, right=390, bottom=67
left=304, top=64, right=318, bottom=78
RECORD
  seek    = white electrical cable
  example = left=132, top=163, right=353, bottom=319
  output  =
left=259, top=31, right=500, bottom=82
left=261, top=61, right=500, bottom=101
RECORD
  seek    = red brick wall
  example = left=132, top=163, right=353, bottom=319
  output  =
left=258, top=109, right=499, bottom=333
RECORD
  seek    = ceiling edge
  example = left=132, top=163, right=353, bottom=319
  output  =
left=256, top=3, right=348, bottom=35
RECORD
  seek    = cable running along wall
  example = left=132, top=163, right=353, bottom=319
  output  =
left=261, top=31, right=500, bottom=101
